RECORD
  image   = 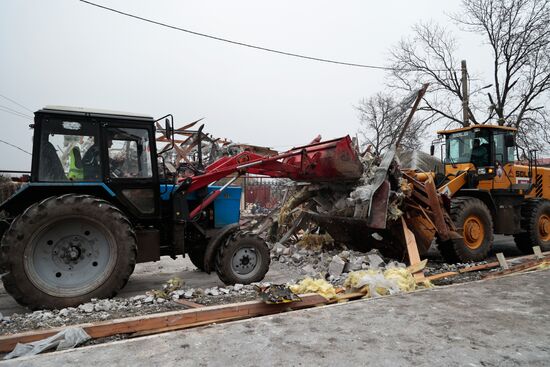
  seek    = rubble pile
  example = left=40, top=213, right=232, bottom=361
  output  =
left=0, top=279, right=262, bottom=335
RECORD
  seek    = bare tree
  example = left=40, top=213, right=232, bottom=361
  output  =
left=357, top=92, right=433, bottom=154
left=389, top=0, right=550, bottom=145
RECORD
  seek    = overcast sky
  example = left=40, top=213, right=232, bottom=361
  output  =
left=0, top=0, right=492, bottom=170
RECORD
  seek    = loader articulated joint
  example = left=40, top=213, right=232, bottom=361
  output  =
left=202, top=223, right=240, bottom=273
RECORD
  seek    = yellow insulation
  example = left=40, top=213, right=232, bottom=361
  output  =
left=289, top=277, right=337, bottom=300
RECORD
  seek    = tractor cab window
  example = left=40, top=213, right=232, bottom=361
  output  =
left=446, top=130, right=491, bottom=168
left=107, top=128, right=152, bottom=179
left=38, top=119, right=100, bottom=181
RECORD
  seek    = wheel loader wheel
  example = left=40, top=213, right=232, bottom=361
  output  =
left=513, top=199, right=550, bottom=254
left=215, top=232, right=270, bottom=285
left=437, top=197, right=494, bottom=263
left=0, top=194, right=137, bottom=310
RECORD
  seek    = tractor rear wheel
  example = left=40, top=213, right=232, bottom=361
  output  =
left=437, top=197, right=494, bottom=263
left=215, top=232, right=270, bottom=285
left=0, top=194, right=137, bottom=310
left=513, top=199, right=550, bottom=254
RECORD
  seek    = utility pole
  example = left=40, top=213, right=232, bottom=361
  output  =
left=461, top=60, right=469, bottom=126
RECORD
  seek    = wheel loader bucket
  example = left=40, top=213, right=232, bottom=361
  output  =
left=282, top=136, right=363, bottom=182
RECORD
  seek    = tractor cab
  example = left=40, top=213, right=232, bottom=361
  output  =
left=437, top=125, right=517, bottom=182
left=27, top=106, right=161, bottom=220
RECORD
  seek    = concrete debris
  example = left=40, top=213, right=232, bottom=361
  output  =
left=328, top=255, right=346, bottom=277
left=79, top=303, right=94, bottom=313
left=367, top=253, right=385, bottom=269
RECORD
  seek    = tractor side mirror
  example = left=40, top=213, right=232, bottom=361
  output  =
left=430, top=144, right=435, bottom=156
left=164, top=118, right=172, bottom=140
left=505, top=135, right=515, bottom=147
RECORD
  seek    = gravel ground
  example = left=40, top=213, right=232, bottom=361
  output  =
left=0, top=235, right=528, bottom=339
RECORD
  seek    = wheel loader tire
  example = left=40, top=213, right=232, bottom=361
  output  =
left=513, top=199, right=550, bottom=254
left=215, top=232, right=270, bottom=285
left=0, top=194, right=137, bottom=310
left=437, top=197, right=494, bottom=263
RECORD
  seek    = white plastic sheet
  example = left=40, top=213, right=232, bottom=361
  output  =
left=4, top=327, right=91, bottom=360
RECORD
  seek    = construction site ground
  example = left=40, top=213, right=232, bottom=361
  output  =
left=0, top=235, right=521, bottom=318
left=2, top=268, right=548, bottom=366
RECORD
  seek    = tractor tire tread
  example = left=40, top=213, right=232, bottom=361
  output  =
left=0, top=194, right=137, bottom=309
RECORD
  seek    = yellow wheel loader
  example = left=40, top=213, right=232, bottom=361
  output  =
left=431, top=124, right=550, bottom=262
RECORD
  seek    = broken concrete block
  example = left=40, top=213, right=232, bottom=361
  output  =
left=210, top=288, right=220, bottom=296
left=273, top=243, right=286, bottom=255
left=183, top=289, right=195, bottom=298
left=79, top=303, right=94, bottom=313
left=291, top=253, right=303, bottom=263
left=94, top=300, right=112, bottom=312
left=328, top=255, right=346, bottom=277
left=367, top=254, right=384, bottom=269
left=368, top=253, right=385, bottom=269
left=301, top=264, right=316, bottom=276
left=233, top=283, right=244, bottom=291
left=349, top=256, right=365, bottom=271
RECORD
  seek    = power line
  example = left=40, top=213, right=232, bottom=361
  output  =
left=0, top=139, right=31, bottom=155
left=0, top=108, right=32, bottom=120
left=0, top=93, right=33, bottom=113
left=0, top=104, right=33, bottom=119
left=80, top=0, right=450, bottom=72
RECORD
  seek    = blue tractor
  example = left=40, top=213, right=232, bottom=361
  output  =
left=0, top=106, right=362, bottom=309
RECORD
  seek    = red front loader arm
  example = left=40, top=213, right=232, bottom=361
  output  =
left=186, top=135, right=363, bottom=194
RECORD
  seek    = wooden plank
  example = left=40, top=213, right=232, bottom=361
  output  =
left=483, top=259, right=549, bottom=280
left=173, top=299, right=204, bottom=308
left=401, top=217, right=425, bottom=281
left=533, top=246, right=543, bottom=259
left=0, top=294, right=327, bottom=353
left=458, top=261, right=499, bottom=273
left=425, top=271, right=459, bottom=281
left=496, top=252, right=509, bottom=269
left=129, top=315, right=249, bottom=338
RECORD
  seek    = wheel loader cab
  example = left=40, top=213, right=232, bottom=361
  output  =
left=31, top=106, right=160, bottom=219
left=440, top=125, right=517, bottom=185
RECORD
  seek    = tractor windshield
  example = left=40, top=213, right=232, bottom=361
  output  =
left=38, top=119, right=100, bottom=181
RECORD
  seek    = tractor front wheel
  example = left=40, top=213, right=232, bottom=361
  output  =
left=215, top=232, right=270, bottom=285
left=437, top=197, right=494, bottom=263
left=513, top=199, right=550, bottom=254
left=0, top=194, right=137, bottom=310
left=187, top=246, right=207, bottom=271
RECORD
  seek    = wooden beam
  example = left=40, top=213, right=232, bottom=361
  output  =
left=173, top=299, right=204, bottom=308
left=483, top=259, right=549, bottom=280
left=0, top=294, right=327, bottom=353
left=401, top=217, right=425, bottom=281
left=425, top=271, right=459, bottom=281
left=496, top=253, right=509, bottom=269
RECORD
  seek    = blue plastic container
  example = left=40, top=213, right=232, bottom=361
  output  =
left=159, top=184, right=241, bottom=228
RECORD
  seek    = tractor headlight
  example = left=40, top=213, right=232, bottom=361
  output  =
left=477, top=168, right=486, bottom=174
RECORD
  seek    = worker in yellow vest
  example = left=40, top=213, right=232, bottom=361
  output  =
left=68, top=146, right=84, bottom=180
